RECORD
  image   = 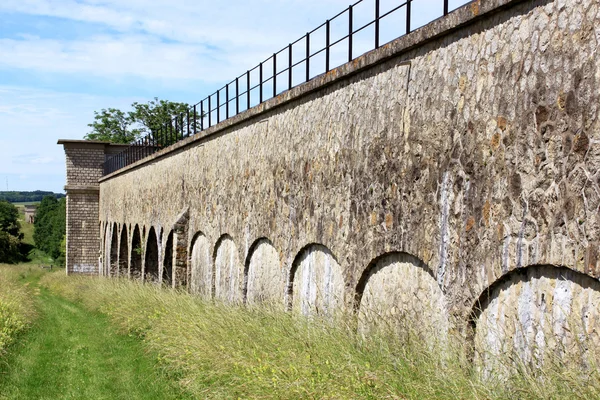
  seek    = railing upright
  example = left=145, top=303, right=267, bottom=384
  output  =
left=305, top=32, right=310, bottom=82
left=375, top=0, right=380, bottom=49
left=273, top=53, right=277, bottom=98
left=288, top=44, right=293, bottom=90
left=325, top=20, right=330, bottom=72
left=406, top=0, right=412, bottom=34
left=348, top=5, right=353, bottom=62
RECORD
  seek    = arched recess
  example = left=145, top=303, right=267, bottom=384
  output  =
left=118, top=224, right=128, bottom=277
left=288, top=244, right=344, bottom=318
left=109, top=223, right=119, bottom=277
left=213, top=235, right=243, bottom=303
left=355, top=252, right=448, bottom=340
left=471, top=265, right=600, bottom=378
left=163, top=230, right=174, bottom=286
left=189, top=232, right=212, bottom=298
left=130, top=225, right=143, bottom=279
left=144, top=227, right=159, bottom=282
left=245, top=238, right=283, bottom=306
left=102, top=222, right=110, bottom=276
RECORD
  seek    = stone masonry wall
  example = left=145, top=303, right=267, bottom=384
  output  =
left=95, top=0, right=600, bottom=369
left=60, top=141, right=127, bottom=275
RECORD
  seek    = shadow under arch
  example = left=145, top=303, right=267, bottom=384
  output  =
left=243, top=237, right=282, bottom=305
left=109, top=222, right=119, bottom=277
left=144, top=226, right=159, bottom=282
left=468, top=264, right=600, bottom=373
left=354, top=251, right=437, bottom=312
left=119, top=224, right=128, bottom=276
left=163, top=230, right=174, bottom=286
left=287, top=242, right=341, bottom=313
left=130, top=224, right=142, bottom=279
left=469, top=264, right=600, bottom=332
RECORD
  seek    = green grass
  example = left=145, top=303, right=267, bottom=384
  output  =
left=0, top=265, right=37, bottom=355
left=0, top=266, right=190, bottom=400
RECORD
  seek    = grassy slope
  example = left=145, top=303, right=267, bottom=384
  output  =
left=0, top=269, right=189, bottom=400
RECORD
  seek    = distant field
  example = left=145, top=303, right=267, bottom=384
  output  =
left=13, top=202, right=41, bottom=207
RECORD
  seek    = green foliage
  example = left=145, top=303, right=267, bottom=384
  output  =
left=84, top=108, right=135, bottom=144
left=0, top=201, right=23, bottom=263
left=0, top=191, right=64, bottom=203
left=33, top=196, right=66, bottom=264
left=85, top=97, right=199, bottom=144
left=0, top=201, right=21, bottom=238
left=0, top=232, right=21, bottom=264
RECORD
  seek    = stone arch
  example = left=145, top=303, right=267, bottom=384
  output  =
left=144, top=227, right=159, bottom=282
left=109, top=223, right=119, bottom=277
left=130, top=225, right=142, bottom=279
left=163, top=230, right=174, bottom=286
left=288, top=243, right=344, bottom=318
left=213, top=234, right=243, bottom=303
left=118, top=224, right=128, bottom=277
left=471, top=265, right=600, bottom=378
left=189, top=231, right=212, bottom=298
left=354, top=252, right=448, bottom=339
left=244, top=238, right=283, bottom=306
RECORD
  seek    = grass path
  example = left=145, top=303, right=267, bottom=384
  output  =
left=0, top=273, right=189, bottom=400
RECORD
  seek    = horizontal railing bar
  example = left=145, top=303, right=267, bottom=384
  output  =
left=101, top=0, right=472, bottom=175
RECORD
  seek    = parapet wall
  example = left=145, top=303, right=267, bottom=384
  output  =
left=90, top=0, right=599, bottom=369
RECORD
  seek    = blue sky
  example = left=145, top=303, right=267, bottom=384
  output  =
left=0, top=0, right=458, bottom=193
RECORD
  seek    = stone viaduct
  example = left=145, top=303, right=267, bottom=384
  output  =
left=60, top=0, right=600, bottom=370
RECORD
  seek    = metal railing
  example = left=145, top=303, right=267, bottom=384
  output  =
left=102, top=0, right=469, bottom=176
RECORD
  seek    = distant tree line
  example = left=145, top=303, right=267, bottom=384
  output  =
left=0, top=191, right=65, bottom=203
left=34, top=196, right=66, bottom=264
left=0, top=200, right=24, bottom=263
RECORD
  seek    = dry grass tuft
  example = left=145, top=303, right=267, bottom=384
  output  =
left=40, top=274, right=600, bottom=399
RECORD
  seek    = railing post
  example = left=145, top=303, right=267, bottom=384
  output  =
left=193, top=105, right=197, bottom=135
left=305, top=32, right=310, bottom=82
left=348, top=5, right=353, bottom=62
left=375, top=0, right=380, bottom=49
left=186, top=109, right=190, bottom=137
left=174, top=118, right=178, bottom=143
left=406, top=0, right=411, bottom=34
left=443, top=0, right=448, bottom=15
left=325, top=20, right=330, bottom=72
left=288, top=44, right=293, bottom=90
left=246, top=70, right=251, bottom=110
left=235, top=77, right=239, bottom=115
left=226, top=84, right=230, bottom=119
left=208, top=95, right=212, bottom=127
left=273, top=53, right=277, bottom=98
left=200, top=101, right=204, bottom=131
left=216, top=90, right=220, bottom=124
left=259, top=62, right=263, bottom=103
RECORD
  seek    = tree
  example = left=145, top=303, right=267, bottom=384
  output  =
left=84, top=98, right=200, bottom=145
left=0, top=200, right=22, bottom=239
left=33, top=196, right=66, bottom=263
left=85, top=108, right=137, bottom=144
left=0, top=200, right=23, bottom=263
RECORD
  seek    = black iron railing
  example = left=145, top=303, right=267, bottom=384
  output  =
left=102, top=0, right=469, bottom=176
